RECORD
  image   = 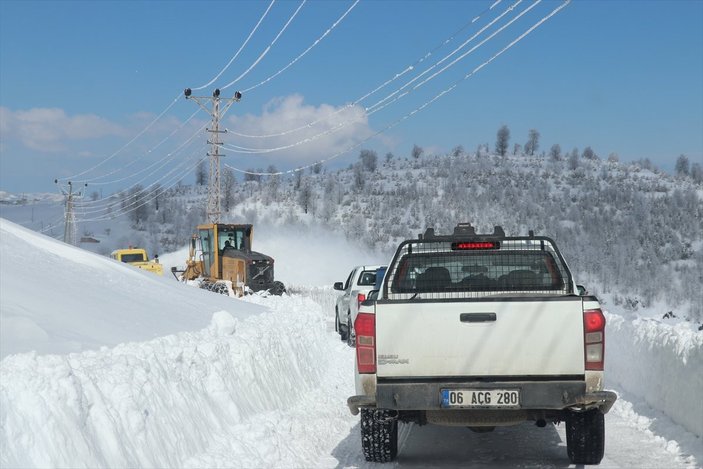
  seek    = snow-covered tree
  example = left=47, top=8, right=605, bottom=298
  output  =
left=691, top=162, right=702, bottom=183
left=127, top=185, right=148, bottom=226
left=524, top=129, right=540, bottom=156
left=495, top=125, right=510, bottom=157
left=353, top=164, right=365, bottom=190
left=196, top=160, right=207, bottom=186
left=675, top=155, right=690, bottom=176
left=582, top=146, right=597, bottom=160
left=222, top=167, right=236, bottom=212
left=360, top=149, right=378, bottom=172
left=411, top=144, right=424, bottom=159
left=298, top=179, right=312, bottom=214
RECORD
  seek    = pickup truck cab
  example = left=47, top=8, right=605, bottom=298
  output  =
left=334, top=265, right=385, bottom=345
left=347, top=223, right=616, bottom=465
left=111, top=248, right=163, bottom=276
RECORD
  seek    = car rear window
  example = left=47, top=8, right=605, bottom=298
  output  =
left=357, top=270, right=378, bottom=286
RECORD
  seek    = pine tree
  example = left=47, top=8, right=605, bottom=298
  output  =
left=196, top=160, right=207, bottom=185
left=675, top=155, right=690, bottom=176
left=524, top=129, right=540, bottom=156
left=495, top=125, right=510, bottom=157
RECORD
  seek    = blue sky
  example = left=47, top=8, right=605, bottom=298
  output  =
left=1, top=0, right=702, bottom=194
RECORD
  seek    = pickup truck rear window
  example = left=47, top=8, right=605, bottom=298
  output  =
left=390, top=250, right=567, bottom=295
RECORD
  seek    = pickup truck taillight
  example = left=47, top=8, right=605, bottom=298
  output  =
left=584, top=309, right=606, bottom=371
left=357, top=293, right=366, bottom=309
left=355, top=313, right=376, bottom=374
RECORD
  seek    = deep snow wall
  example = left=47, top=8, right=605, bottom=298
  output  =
left=606, top=312, right=703, bottom=438
left=0, top=295, right=329, bottom=468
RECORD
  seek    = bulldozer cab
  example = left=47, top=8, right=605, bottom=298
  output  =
left=195, top=223, right=252, bottom=279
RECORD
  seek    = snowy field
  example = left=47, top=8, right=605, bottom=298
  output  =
left=0, top=218, right=701, bottom=468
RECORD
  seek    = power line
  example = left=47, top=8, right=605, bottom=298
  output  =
left=72, top=118, right=207, bottom=211
left=76, top=109, right=204, bottom=188
left=76, top=139, right=206, bottom=216
left=240, top=0, right=361, bottom=94
left=77, top=133, right=209, bottom=211
left=227, top=0, right=513, bottom=140
left=191, top=0, right=276, bottom=91
left=77, top=149, right=209, bottom=221
left=223, top=0, right=572, bottom=177
left=221, top=1, right=307, bottom=91
left=57, top=93, right=182, bottom=182
left=366, top=0, right=527, bottom=114
left=219, top=0, right=532, bottom=156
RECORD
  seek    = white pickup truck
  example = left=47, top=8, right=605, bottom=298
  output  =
left=334, top=265, right=385, bottom=345
left=347, top=223, right=616, bottom=465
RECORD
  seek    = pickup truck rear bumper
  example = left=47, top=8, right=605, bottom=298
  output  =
left=347, top=380, right=616, bottom=415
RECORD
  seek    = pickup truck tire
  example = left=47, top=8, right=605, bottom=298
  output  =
left=346, top=313, right=355, bottom=347
left=360, top=408, right=398, bottom=463
left=565, top=409, right=605, bottom=465
left=337, top=310, right=349, bottom=342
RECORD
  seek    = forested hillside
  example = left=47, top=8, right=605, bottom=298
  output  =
left=223, top=151, right=703, bottom=323
left=6, top=149, right=700, bottom=323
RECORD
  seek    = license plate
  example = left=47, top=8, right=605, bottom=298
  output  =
left=441, top=389, right=520, bottom=408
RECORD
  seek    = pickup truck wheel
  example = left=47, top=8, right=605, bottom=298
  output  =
left=565, top=409, right=605, bottom=465
left=338, top=310, right=349, bottom=342
left=360, top=408, right=398, bottom=462
left=346, top=314, right=355, bottom=347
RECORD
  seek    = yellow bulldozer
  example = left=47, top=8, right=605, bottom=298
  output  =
left=172, top=223, right=285, bottom=296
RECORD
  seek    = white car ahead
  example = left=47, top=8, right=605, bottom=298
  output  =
left=334, top=265, right=385, bottom=345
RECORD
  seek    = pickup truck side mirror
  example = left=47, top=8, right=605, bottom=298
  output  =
left=577, top=285, right=588, bottom=296
left=333, top=282, right=344, bottom=291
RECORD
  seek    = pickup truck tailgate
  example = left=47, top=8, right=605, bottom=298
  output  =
left=375, top=298, right=584, bottom=378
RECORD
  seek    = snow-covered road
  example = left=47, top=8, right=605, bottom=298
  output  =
left=1, top=219, right=700, bottom=468
left=184, top=293, right=701, bottom=469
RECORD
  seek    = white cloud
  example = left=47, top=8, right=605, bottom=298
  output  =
left=224, top=95, right=376, bottom=166
left=0, top=107, right=127, bottom=152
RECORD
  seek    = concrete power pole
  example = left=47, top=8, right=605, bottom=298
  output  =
left=184, top=88, right=242, bottom=224
left=55, top=180, right=87, bottom=245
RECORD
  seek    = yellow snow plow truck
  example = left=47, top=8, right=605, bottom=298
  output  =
left=111, top=248, right=164, bottom=276
left=172, top=223, right=285, bottom=297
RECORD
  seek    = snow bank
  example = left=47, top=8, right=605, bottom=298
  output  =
left=606, top=311, right=703, bottom=438
left=0, top=294, right=335, bottom=468
left=0, top=219, right=264, bottom=358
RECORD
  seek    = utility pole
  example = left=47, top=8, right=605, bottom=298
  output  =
left=55, top=179, right=87, bottom=246
left=184, top=88, right=242, bottom=224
